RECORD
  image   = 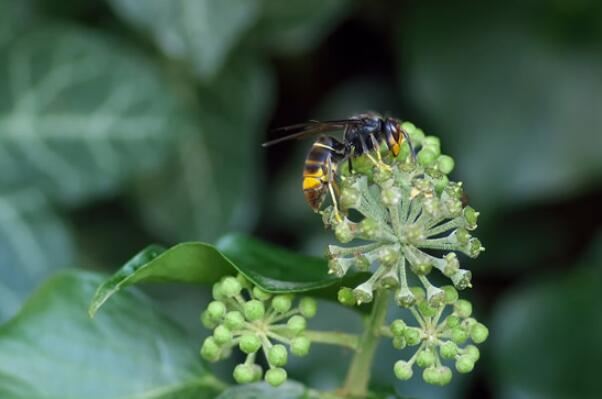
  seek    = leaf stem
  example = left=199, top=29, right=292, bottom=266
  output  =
left=340, top=289, right=390, bottom=397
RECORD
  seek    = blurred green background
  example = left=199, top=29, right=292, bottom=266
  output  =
left=0, top=0, right=601, bottom=398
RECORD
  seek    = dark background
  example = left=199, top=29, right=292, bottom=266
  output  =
left=1, top=1, right=601, bottom=398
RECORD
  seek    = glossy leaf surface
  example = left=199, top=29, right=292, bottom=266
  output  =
left=0, top=271, right=223, bottom=399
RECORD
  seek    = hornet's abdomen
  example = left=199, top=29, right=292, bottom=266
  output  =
left=302, top=136, right=341, bottom=211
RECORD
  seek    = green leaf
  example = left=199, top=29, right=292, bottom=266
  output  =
left=0, top=270, right=224, bottom=399
left=253, top=0, right=351, bottom=55
left=89, top=242, right=235, bottom=317
left=89, top=233, right=368, bottom=316
left=216, top=381, right=308, bottom=399
left=0, top=188, right=74, bottom=322
left=0, top=24, right=183, bottom=205
left=401, top=2, right=602, bottom=211
left=216, top=234, right=341, bottom=292
left=134, top=54, right=274, bottom=242
left=108, top=0, right=260, bottom=80
left=490, top=264, right=602, bottom=399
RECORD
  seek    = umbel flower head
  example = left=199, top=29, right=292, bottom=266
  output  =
left=200, top=274, right=317, bottom=387
left=323, top=122, right=485, bottom=307
left=387, top=285, right=488, bottom=385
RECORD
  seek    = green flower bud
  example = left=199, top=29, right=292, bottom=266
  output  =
left=443, top=253, right=460, bottom=276
left=434, top=175, right=449, bottom=193
left=437, top=155, right=455, bottom=175
left=451, top=327, right=469, bottom=344
left=290, top=336, right=311, bottom=357
left=358, top=218, right=379, bottom=239
left=287, top=315, right=307, bottom=335
left=338, top=287, right=356, bottom=306
left=439, top=341, right=458, bottom=359
left=471, top=322, right=489, bottom=344
left=461, top=317, right=477, bottom=331
left=212, top=282, right=226, bottom=301
left=442, top=285, right=459, bottom=304
left=416, top=349, right=436, bottom=368
left=224, top=311, right=245, bottom=330
left=403, top=327, right=422, bottom=346
left=201, top=310, right=218, bottom=329
left=381, top=184, right=402, bottom=207
left=265, top=367, right=287, bottom=387
left=378, top=245, right=399, bottom=266
left=251, top=364, right=263, bottom=382
left=423, top=136, right=441, bottom=155
left=299, top=297, right=318, bottom=318
left=412, top=262, right=432, bottom=275
left=268, top=344, right=288, bottom=367
left=236, top=274, right=252, bottom=290
left=207, top=301, right=226, bottom=321
left=443, top=317, right=458, bottom=331
left=422, top=366, right=437, bottom=385
left=454, top=299, right=473, bottom=318
left=335, top=220, right=355, bottom=243
left=252, top=287, right=272, bottom=301
left=221, top=276, right=242, bottom=297
left=271, top=295, right=293, bottom=314
left=418, top=148, right=437, bottom=166
left=239, top=333, right=262, bottom=354
left=418, top=301, right=438, bottom=318
left=233, top=364, right=255, bottom=384
left=463, top=345, right=480, bottom=362
left=200, top=337, right=220, bottom=362
left=392, top=336, right=407, bottom=349
left=213, top=325, right=232, bottom=345
left=456, top=355, right=475, bottom=373
left=436, top=366, right=453, bottom=386
left=391, top=319, right=407, bottom=337
left=463, top=206, right=479, bottom=230
left=394, top=360, right=413, bottom=380
left=244, top=300, right=265, bottom=321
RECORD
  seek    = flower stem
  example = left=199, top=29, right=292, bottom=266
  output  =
left=305, top=330, right=359, bottom=350
left=340, top=289, right=390, bottom=396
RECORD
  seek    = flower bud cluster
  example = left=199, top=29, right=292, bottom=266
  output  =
left=385, top=285, right=488, bottom=385
left=200, top=274, right=318, bottom=387
left=324, top=122, right=484, bottom=305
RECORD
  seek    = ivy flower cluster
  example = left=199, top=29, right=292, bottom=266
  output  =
left=384, top=285, right=488, bottom=385
left=200, top=274, right=317, bottom=387
left=324, top=122, right=484, bottom=308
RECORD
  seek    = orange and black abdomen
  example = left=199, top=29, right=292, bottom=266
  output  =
left=302, top=137, right=338, bottom=211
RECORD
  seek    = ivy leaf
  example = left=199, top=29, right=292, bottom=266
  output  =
left=88, top=242, right=235, bottom=317
left=253, top=0, right=351, bottom=55
left=108, top=0, right=260, bottom=80
left=134, top=55, right=274, bottom=243
left=401, top=2, right=602, bottom=211
left=0, top=188, right=74, bottom=322
left=89, top=233, right=368, bottom=316
left=490, top=264, right=602, bottom=399
left=0, top=24, right=182, bottom=206
left=216, top=381, right=308, bottom=399
left=0, top=271, right=224, bottom=399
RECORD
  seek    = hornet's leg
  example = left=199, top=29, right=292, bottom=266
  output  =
left=326, top=156, right=343, bottom=222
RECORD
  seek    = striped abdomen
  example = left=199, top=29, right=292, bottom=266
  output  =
left=302, top=137, right=341, bottom=211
